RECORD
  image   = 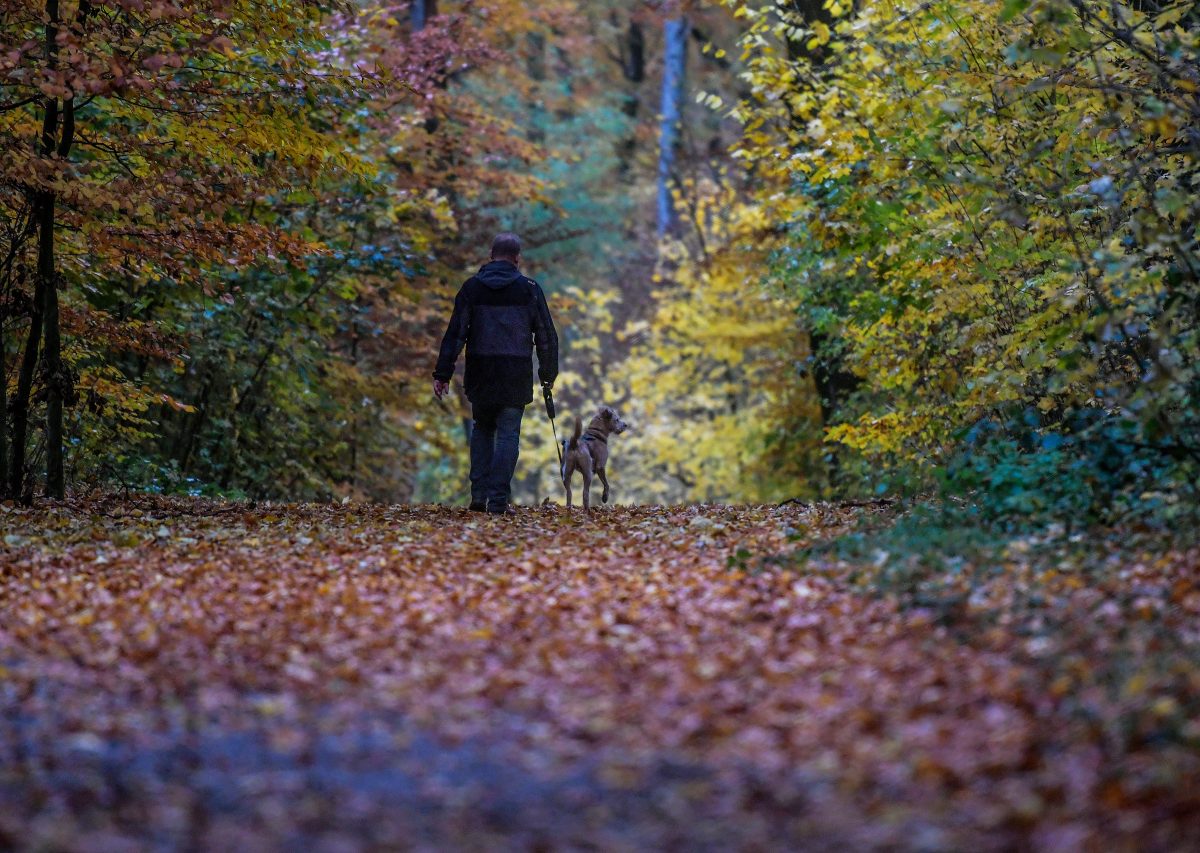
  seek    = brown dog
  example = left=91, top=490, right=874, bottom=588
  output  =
left=561, top=406, right=629, bottom=510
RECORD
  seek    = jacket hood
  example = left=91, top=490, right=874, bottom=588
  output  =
left=476, top=260, right=523, bottom=289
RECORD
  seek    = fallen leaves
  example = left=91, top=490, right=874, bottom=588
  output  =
left=0, top=497, right=1197, bottom=849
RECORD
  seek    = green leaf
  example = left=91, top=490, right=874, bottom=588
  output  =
left=999, top=0, right=1031, bottom=22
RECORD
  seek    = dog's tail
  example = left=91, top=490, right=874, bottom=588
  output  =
left=567, top=416, right=582, bottom=451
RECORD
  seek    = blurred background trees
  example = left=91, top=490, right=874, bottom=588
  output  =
left=631, top=0, right=1200, bottom=521
left=3, top=0, right=1197, bottom=522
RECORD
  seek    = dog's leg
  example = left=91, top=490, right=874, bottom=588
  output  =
left=562, top=460, right=574, bottom=507
left=581, top=464, right=592, bottom=512
left=597, top=468, right=610, bottom=504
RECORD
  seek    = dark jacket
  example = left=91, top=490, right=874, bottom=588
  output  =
left=433, top=260, right=559, bottom=407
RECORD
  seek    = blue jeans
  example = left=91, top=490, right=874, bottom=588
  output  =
left=469, top=404, right=524, bottom=507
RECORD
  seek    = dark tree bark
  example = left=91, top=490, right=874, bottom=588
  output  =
left=780, top=1, right=858, bottom=487
left=9, top=0, right=67, bottom=501
left=411, top=0, right=472, bottom=447
left=176, top=374, right=213, bottom=476
left=656, top=16, right=688, bottom=239
left=808, top=331, right=859, bottom=427
left=412, top=0, right=440, bottom=134
left=618, top=18, right=646, bottom=90
left=348, top=299, right=361, bottom=488
left=690, top=26, right=731, bottom=69
left=782, top=0, right=836, bottom=66
left=0, top=313, right=8, bottom=495
left=0, top=249, right=19, bottom=495
left=8, top=271, right=43, bottom=501
left=551, top=41, right=575, bottom=122
left=40, top=0, right=71, bottom=499
left=411, top=0, right=437, bottom=31
left=526, top=31, right=546, bottom=143
left=615, top=17, right=645, bottom=179
left=37, top=187, right=63, bottom=499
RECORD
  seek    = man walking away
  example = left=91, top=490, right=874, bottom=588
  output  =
left=433, top=233, right=559, bottom=514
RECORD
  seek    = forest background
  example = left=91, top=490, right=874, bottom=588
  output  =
left=2, top=0, right=1198, bottom=527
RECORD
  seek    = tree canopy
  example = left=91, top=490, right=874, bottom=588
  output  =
left=1, top=0, right=1197, bottom=524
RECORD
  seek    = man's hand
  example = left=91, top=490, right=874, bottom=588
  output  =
left=433, top=379, right=450, bottom=400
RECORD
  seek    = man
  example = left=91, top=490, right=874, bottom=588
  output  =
left=433, top=233, right=559, bottom=514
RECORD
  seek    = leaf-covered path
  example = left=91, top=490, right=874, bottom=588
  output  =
left=2, top=500, right=1198, bottom=850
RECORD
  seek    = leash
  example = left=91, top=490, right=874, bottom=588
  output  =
left=543, top=382, right=563, bottom=468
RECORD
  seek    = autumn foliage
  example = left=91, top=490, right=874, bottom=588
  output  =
left=2, top=498, right=1199, bottom=847
left=2, top=4, right=1199, bottom=845
left=0, top=0, right=557, bottom=503
left=633, top=0, right=1200, bottom=515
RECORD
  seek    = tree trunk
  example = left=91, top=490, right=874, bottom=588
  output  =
left=176, top=374, right=213, bottom=476
left=656, top=16, right=688, bottom=239
left=616, top=18, right=645, bottom=180
left=8, top=269, right=44, bottom=501
left=40, top=0, right=68, bottom=500
left=413, top=0, right=441, bottom=136
left=38, top=189, right=64, bottom=499
left=0, top=315, right=8, bottom=494
left=411, top=0, right=437, bottom=32
left=0, top=212, right=35, bottom=497
left=8, top=0, right=67, bottom=501
left=525, top=32, right=546, bottom=143
left=411, top=0, right=469, bottom=447
left=782, top=0, right=857, bottom=465
left=808, top=331, right=859, bottom=427
left=783, top=0, right=835, bottom=65
left=348, top=300, right=361, bottom=488
left=552, top=42, right=575, bottom=122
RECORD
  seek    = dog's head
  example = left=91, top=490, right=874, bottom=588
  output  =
left=597, top=406, right=629, bottom=435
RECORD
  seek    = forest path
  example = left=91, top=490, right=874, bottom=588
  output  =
left=1, top=500, right=1196, bottom=849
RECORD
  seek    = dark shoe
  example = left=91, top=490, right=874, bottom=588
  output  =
left=487, top=503, right=517, bottom=516
left=468, top=501, right=487, bottom=512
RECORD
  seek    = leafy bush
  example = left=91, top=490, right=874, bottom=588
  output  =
left=945, top=409, right=1199, bottom=526
left=662, top=0, right=1200, bottom=513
